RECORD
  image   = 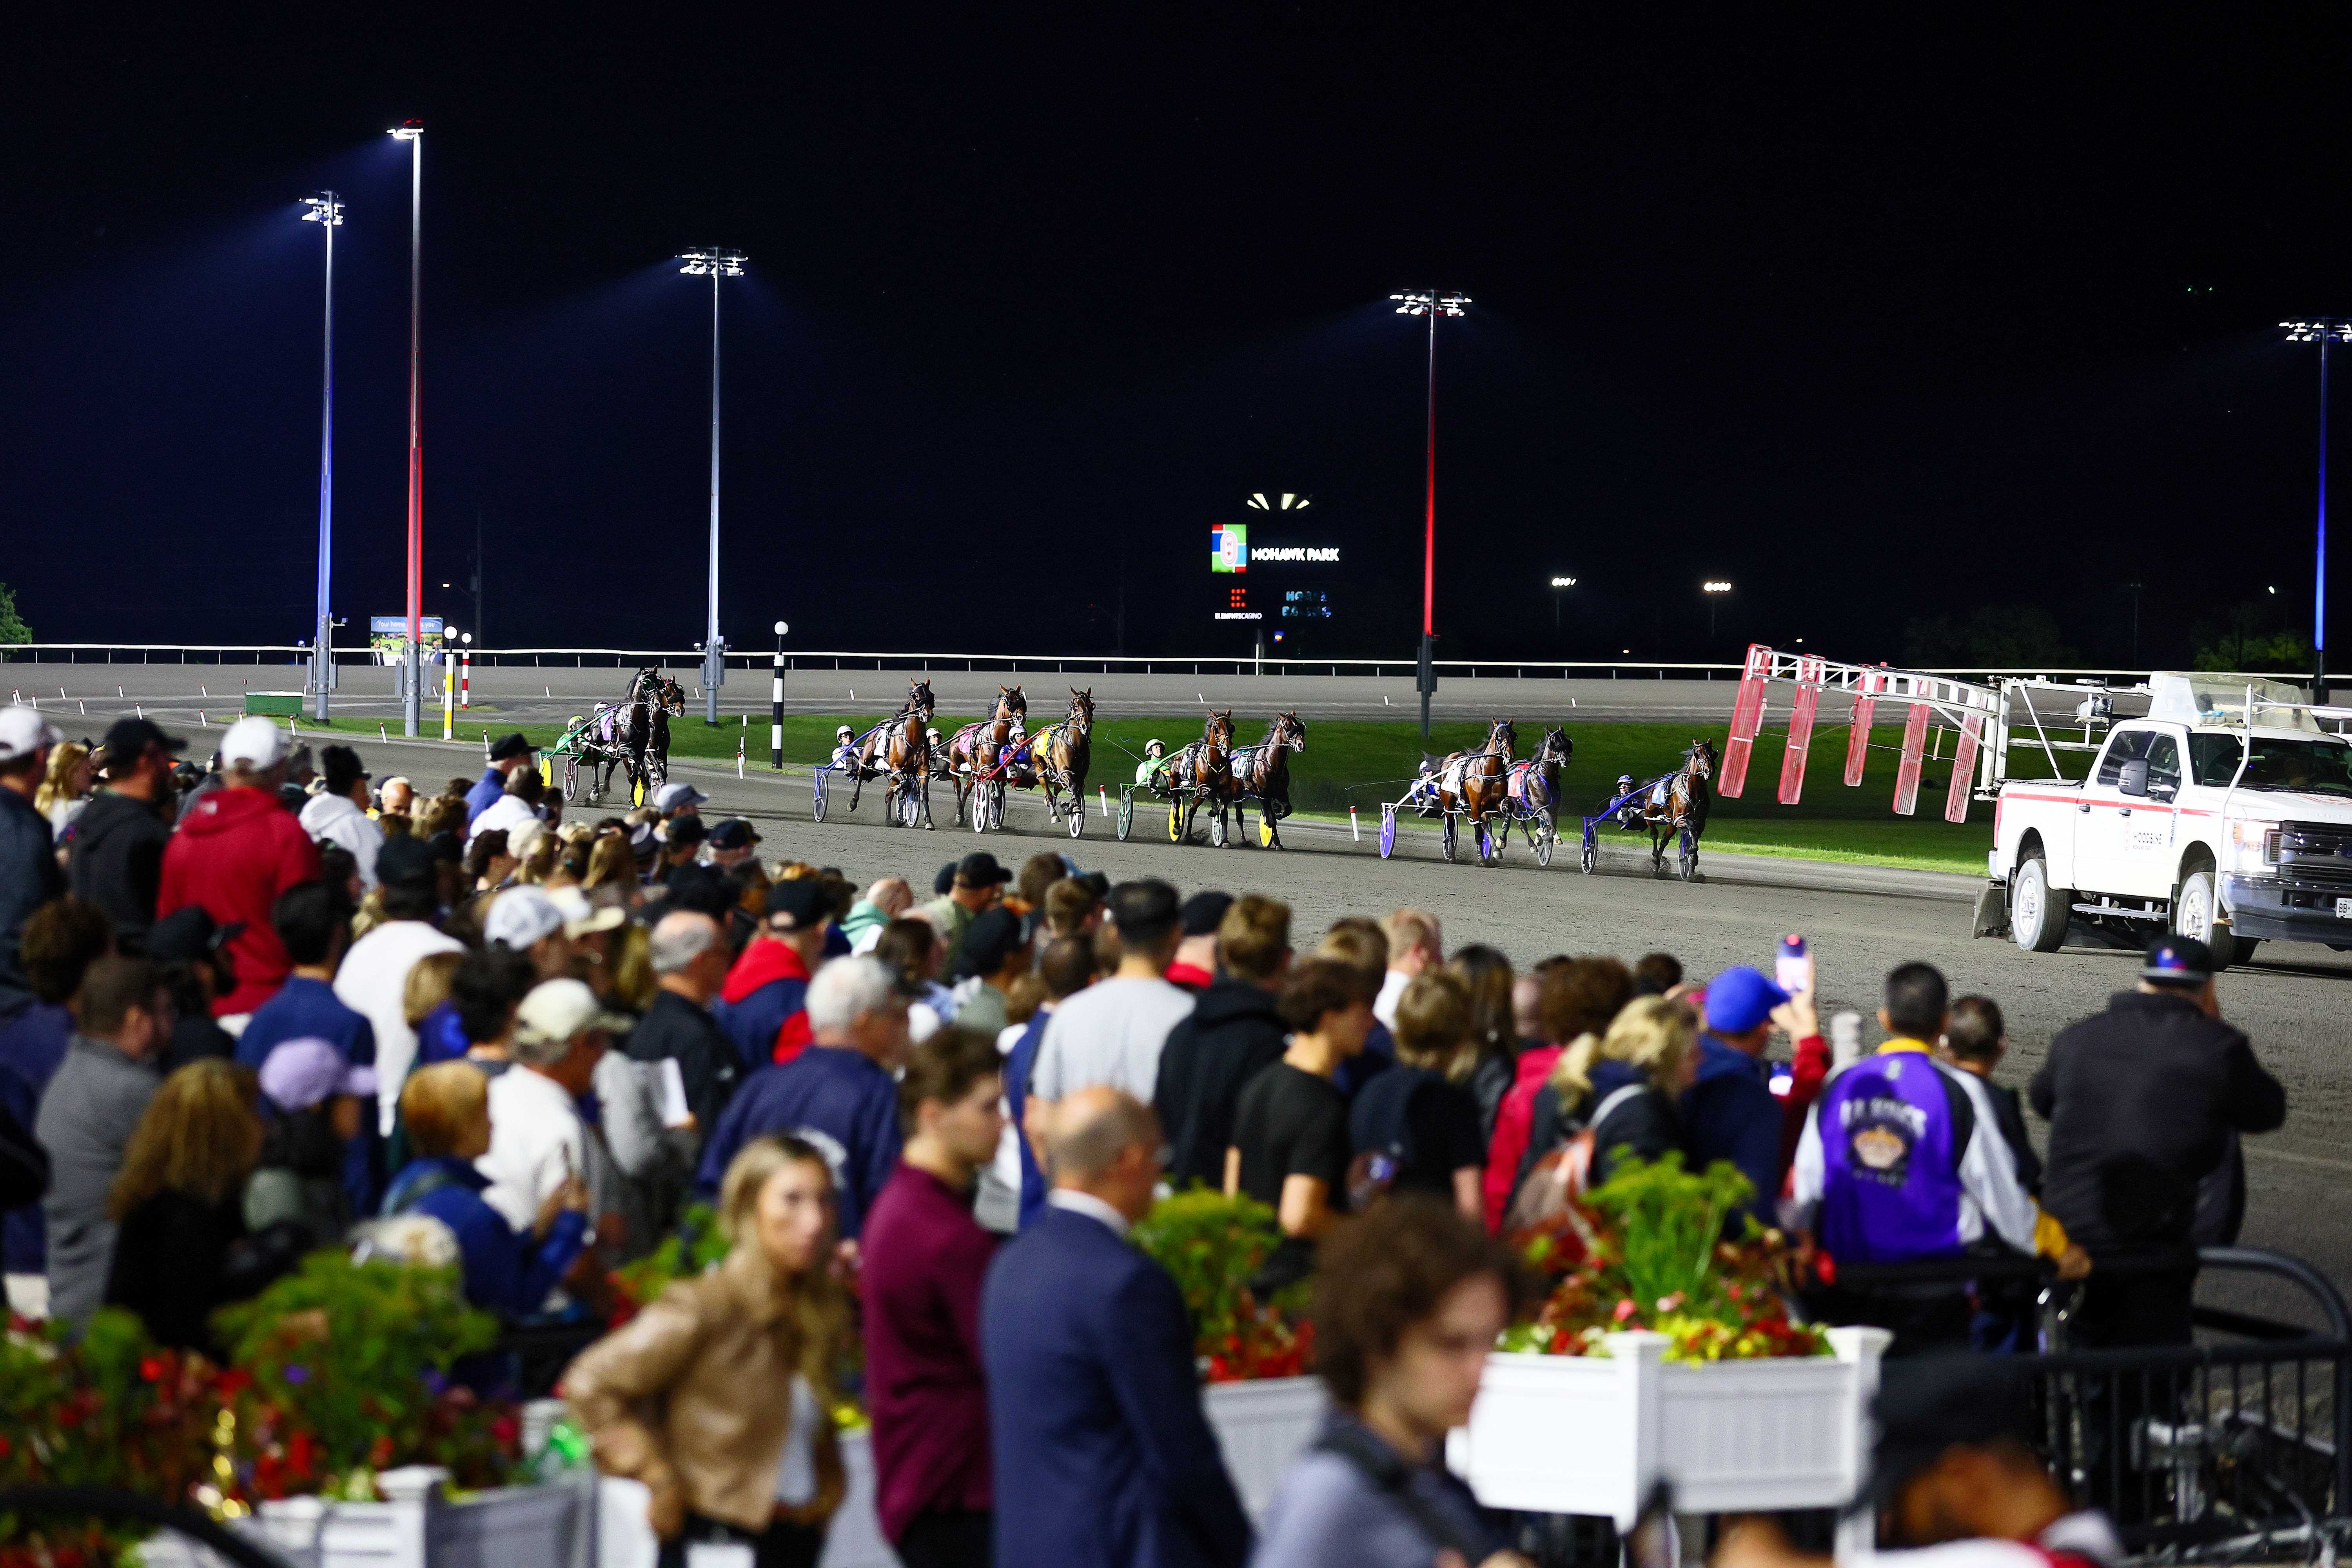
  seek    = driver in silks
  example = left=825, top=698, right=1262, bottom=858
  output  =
left=829, top=724, right=862, bottom=776
left=1134, top=738, right=1175, bottom=789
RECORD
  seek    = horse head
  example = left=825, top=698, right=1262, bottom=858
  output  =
left=906, top=679, right=935, bottom=720
left=1205, top=708, right=1235, bottom=748
left=1488, top=718, right=1518, bottom=757
left=1538, top=726, right=1571, bottom=766
left=995, top=684, right=1027, bottom=722
left=1686, top=738, right=1718, bottom=779
left=1270, top=711, right=1307, bottom=753
left=658, top=676, right=686, bottom=715
left=1067, top=687, right=1094, bottom=735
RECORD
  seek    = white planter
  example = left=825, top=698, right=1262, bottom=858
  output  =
left=595, top=1432, right=892, bottom=1568
left=235, top=1467, right=592, bottom=1568
left=1447, top=1326, right=1889, bottom=1526
left=1202, top=1376, right=1328, bottom=1522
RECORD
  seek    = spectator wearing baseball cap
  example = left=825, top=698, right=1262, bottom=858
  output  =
left=298, top=745, right=383, bottom=891
left=68, top=716, right=185, bottom=956
left=1165, top=890, right=1232, bottom=993
left=2031, top=935, right=2286, bottom=1354
left=0, top=705, right=67, bottom=1019
left=651, top=780, right=708, bottom=818
left=485, top=886, right=575, bottom=981
left=706, top=817, right=760, bottom=870
left=475, top=978, right=616, bottom=1239
left=713, top=878, right=833, bottom=1069
left=1681, top=965, right=1812, bottom=1230
left=246, top=1036, right=379, bottom=1249
left=915, top=852, right=1010, bottom=955
left=465, top=735, right=537, bottom=827
left=470, top=766, right=548, bottom=848
left=334, top=837, right=465, bottom=1138
left=655, top=812, right=706, bottom=877
left=943, top=906, right=1031, bottom=1042
left=156, top=717, right=324, bottom=1027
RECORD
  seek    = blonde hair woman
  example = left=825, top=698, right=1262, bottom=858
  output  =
left=36, top=740, right=94, bottom=836
left=1504, top=996, right=1700, bottom=1231
left=565, top=1136, right=851, bottom=1568
left=102, top=1059, right=277, bottom=1354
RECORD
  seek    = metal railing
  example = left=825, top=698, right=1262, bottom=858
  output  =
left=0, top=642, right=2234, bottom=688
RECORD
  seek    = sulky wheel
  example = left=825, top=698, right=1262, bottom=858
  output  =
left=1116, top=789, right=1135, bottom=841
left=811, top=771, right=828, bottom=822
left=1677, top=831, right=1698, bottom=882
left=1066, top=796, right=1085, bottom=839
left=1579, top=837, right=1596, bottom=874
left=1378, top=807, right=1397, bottom=860
left=1168, top=800, right=1183, bottom=842
left=1441, top=814, right=1459, bottom=864
left=1535, top=826, right=1555, bottom=868
left=1209, top=810, right=1227, bottom=849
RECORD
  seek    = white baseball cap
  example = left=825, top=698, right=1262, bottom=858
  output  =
left=652, top=781, right=708, bottom=813
left=545, top=884, right=627, bottom=938
left=220, top=715, right=291, bottom=770
left=514, top=978, right=631, bottom=1047
left=485, top=886, right=565, bottom=950
left=0, top=706, right=63, bottom=766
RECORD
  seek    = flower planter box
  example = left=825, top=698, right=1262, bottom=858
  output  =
left=1203, top=1376, right=1327, bottom=1522
left=594, top=1431, right=891, bottom=1568
left=1446, top=1326, right=1890, bottom=1526
left=139, top=1468, right=592, bottom=1568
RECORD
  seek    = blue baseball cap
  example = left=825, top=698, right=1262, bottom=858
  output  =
left=1704, top=966, right=1791, bottom=1034
left=2142, top=935, right=2213, bottom=986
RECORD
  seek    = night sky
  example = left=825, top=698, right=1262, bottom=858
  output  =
left=7, top=8, right=2352, bottom=670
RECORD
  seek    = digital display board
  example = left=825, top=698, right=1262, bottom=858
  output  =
left=1210, top=523, right=1248, bottom=573
left=1281, top=590, right=1332, bottom=621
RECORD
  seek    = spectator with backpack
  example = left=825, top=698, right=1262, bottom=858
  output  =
left=1505, top=996, right=1699, bottom=1232
left=1348, top=972, right=1486, bottom=1222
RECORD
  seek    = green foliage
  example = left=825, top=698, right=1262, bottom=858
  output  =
left=2192, top=600, right=2313, bottom=673
left=213, top=1251, right=500, bottom=1485
left=612, top=1202, right=728, bottom=1315
left=0, top=581, right=28, bottom=650
left=1583, top=1153, right=1752, bottom=1317
left=1133, top=1188, right=1312, bottom=1379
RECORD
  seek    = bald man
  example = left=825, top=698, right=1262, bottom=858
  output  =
left=982, top=1087, right=1250, bottom=1568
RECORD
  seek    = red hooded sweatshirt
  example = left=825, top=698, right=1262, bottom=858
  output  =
left=158, top=786, right=323, bottom=1017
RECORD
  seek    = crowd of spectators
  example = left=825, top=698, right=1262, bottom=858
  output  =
left=0, top=698, right=2295, bottom=1568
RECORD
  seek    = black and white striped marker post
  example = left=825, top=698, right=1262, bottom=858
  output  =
left=770, top=620, right=788, bottom=769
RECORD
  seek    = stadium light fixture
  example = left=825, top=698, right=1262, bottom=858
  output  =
left=1390, top=290, right=1472, bottom=739
left=2283, top=319, right=2352, bottom=700
left=390, top=123, right=424, bottom=736
left=1702, top=580, right=1733, bottom=642
left=681, top=248, right=748, bottom=725
left=300, top=191, right=343, bottom=721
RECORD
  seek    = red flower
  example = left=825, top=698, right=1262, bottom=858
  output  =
left=489, top=1414, right=520, bottom=1446
left=139, top=1356, right=165, bottom=1382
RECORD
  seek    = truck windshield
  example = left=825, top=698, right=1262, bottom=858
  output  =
left=2187, top=733, right=2352, bottom=796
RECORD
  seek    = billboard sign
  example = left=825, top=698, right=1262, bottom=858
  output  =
left=1210, top=524, right=1248, bottom=573
left=369, top=616, right=445, bottom=638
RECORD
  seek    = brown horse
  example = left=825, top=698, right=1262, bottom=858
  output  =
left=946, top=685, right=1026, bottom=828
left=1023, top=688, right=1096, bottom=840
left=848, top=679, right=937, bottom=828
left=1229, top=711, right=1307, bottom=850
left=1431, top=718, right=1517, bottom=866
left=1164, top=708, right=1236, bottom=845
left=1642, top=737, right=1717, bottom=880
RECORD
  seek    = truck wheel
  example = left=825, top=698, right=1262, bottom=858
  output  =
left=2011, top=857, right=2069, bottom=953
left=2172, top=869, right=2243, bottom=970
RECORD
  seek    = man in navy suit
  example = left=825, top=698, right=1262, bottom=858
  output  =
left=982, top=1086, right=1251, bottom=1568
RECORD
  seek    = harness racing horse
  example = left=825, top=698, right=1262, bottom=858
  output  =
left=610, top=668, right=686, bottom=802
left=1491, top=725, right=1574, bottom=862
left=1642, top=737, right=1718, bottom=880
left=1229, top=711, right=1308, bottom=850
left=1163, top=709, right=1236, bottom=846
left=1022, top=688, right=1096, bottom=840
left=848, top=679, right=938, bottom=829
left=946, top=686, right=1027, bottom=829
left=1430, top=719, right=1518, bottom=866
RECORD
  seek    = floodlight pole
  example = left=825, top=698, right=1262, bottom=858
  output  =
left=2285, top=320, right=2352, bottom=702
left=1392, top=290, right=1469, bottom=740
left=393, top=124, right=424, bottom=737
left=303, top=192, right=342, bottom=721
left=681, top=249, right=746, bottom=724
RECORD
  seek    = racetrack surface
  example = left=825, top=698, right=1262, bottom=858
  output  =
left=312, top=725, right=2352, bottom=1326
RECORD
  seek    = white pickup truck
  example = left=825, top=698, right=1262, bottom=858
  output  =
left=1987, top=673, right=2352, bottom=967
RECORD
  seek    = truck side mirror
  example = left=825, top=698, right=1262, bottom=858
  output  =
left=2118, top=758, right=2151, bottom=798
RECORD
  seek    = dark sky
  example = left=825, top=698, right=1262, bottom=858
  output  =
left=7, top=7, right=2352, bottom=668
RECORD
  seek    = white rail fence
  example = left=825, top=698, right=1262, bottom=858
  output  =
left=0, top=642, right=2218, bottom=687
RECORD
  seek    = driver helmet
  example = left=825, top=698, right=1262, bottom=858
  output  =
left=1145, top=739, right=1165, bottom=758
left=836, top=725, right=854, bottom=741
left=929, top=726, right=945, bottom=742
